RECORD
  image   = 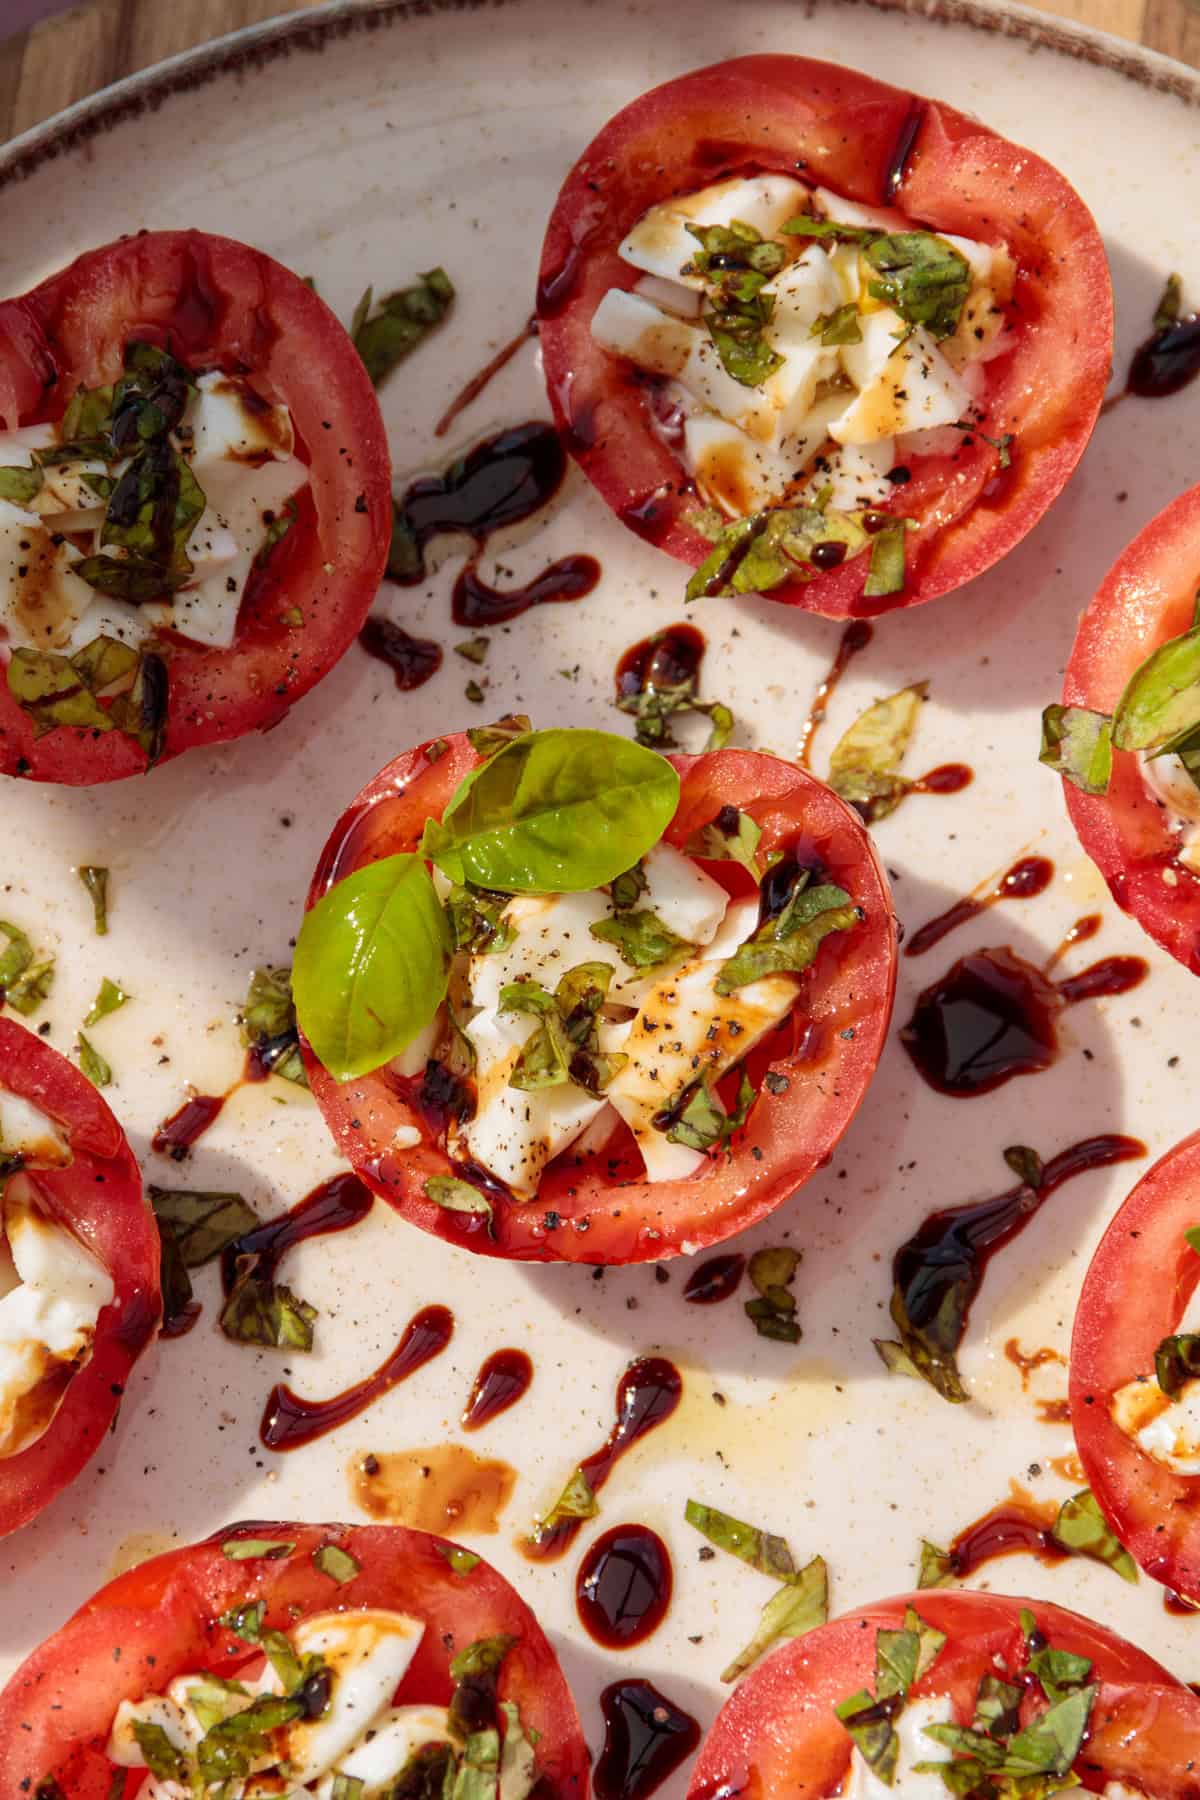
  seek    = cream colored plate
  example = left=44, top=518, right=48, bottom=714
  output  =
left=2, top=0, right=1200, bottom=1782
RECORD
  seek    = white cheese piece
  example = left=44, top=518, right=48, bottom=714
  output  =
left=1110, top=1275, right=1200, bottom=1472
left=603, top=898, right=796, bottom=1183
left=0, top=1090, right=69, bottom=1166
left=0, top=423, right=107, bottom=523
left=108, top=1693, right=199, bottom=1766
left=842, top=1694, right=953, bottom=1800
left=1141, top=751, right=1200, bottom=876
left=762, top=246, right=843, bottom=339
left=274, top=1609, right=425, bottom=1784
left=314, top=1704, right=454, bottom=1799
left=0, top=496, right=98, bottom=651
left=640, top=842, right=729, bottom=946
left=683, top=414, right=797, bottom=516
left=811, top=185, right=907, bottom=234
left=809, top=438, right=898, bottom=510
left=590, top=289, right=779, bottom=441
left=389, top=1018, right=440, bottom=1082
left=633, top=274, right=703, bottom=319
left=830, top=311, right=971, bottom=445
left=184, top=370, right=295, bottom=464
left=620, top=175, right=810, bottom=288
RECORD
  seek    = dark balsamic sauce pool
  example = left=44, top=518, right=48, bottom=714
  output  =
left=616, top=623, right=706, bottom=702
left=260, top=1304, right=453, bottom=1451
left=576, top=1524, right=673, bottom=1648
left=593, top=1680, right=701, bottom=1800
left=461, top=1348, right=534, bottom=1431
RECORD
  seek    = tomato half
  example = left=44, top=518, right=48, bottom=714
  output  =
left=302, top=736, right=897, bottom=1265
left=1071, top=1129, right=1200, bottom=1601
left=537, top=55, right=1111, bottom=619
left=1061, top=482, right=1200, bottom=974
left=0, top=1520, right=590, bottom=1800
left=0, top=229, right=391, bottom=783
left=0, top=1016, right=160, bottom=1538
left=686, top=1589, right=1198, bottom=1800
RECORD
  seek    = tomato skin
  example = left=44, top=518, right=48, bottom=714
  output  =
left=1071, top=1129, right=1200, bottom=1602
left=301, top=736, right=897, bottom=1265
left=686, top=1589, right=1197, bottom=1800
left=1061, top=482, right=1200, bottom=975
left=537, top=55, right=1111, bottom=620
left=0, top=1017, right=160, bottom=1538
left=0, top=229, right=392, bottom=784
left=0, top=1520, right=590, bottom=1800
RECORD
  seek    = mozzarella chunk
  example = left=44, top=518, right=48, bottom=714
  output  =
left=0, top=423, right=107, bottom=522
left=633, top=274, right=703, bottom=319
left=590, top=290, right=778, bottom=441
left=684, top=414, right=798, bottom=516
left=842, top=1694, right=953, bottom=1800
left=186, top=371, right=295, bottom=463
left=109, top=1692, right=199, bottom=1766
left=1110, top=1275, right=1200, bottom=1472
left=273, top=1609, right=425, bottom=1783
left=762, top=246, right=842, bottom=339
left=1141, top=750, right=1200, bottom=875
left=830, top=311, right=971, bottom=445
left=390, top=1018, right=440, bottom=1081
left=810, top=438, right=898, bottom=510
left=603, top=899, right=796, bottom=1183
left=620, top=175, right=810, bottom=288
left=0, top=496, right=98, bottom=651
left=811, top=185, right=906, bottom=234
left=0, top=1089, right=69, bottom=1166
left=314, top=1704, right=454, bottom=1798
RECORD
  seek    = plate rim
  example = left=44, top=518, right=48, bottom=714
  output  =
left=0, top=0, right=1196, bottom=194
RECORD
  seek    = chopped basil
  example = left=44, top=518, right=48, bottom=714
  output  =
left=446, top=885, right=516, bottom=956
left=744, top=1244, right=800, bottom=1343
left=972, top=1674, right=1022, bottom=1739
left=615, top=660, right=735, bottom=751
left=721, top=1555, right=828, bottom=1684
left=425, top=1175, right=494, bottom=1222
left=590, top=907, right=693, bottom=969
left=219, top=1598, right=266, bottom=1639
left=0, top=920, right=32, bottom=989
left=827, top=683, right=927, bottom=823
left=864, top=231, right=971, bottom=340
left=78, top=866, right=110, bottom=935
left=8, top=636, right=167, bottom=764
left=219, top=1254, right=317, bottom=1351
left=684, top=1498, right=797, bottom=1579
left=466, top=714, right=530, bottom=757
left=834, top=1606, right=946, bottom=1780
left=451, top=1634, right=518, bottom=1681
left=84, top=977, right=129, bottom=1026
left=810, top=302, right=862, bottom=346
left=183, top=1672, right=250, bottom=1733
left=863, top=523, right=909, bottom=598
left=0, top=464, right=43, bottom=505
left=0, top=920, right=54, bottom=1016
left=392, top=1747, right=455, bottom=1800
left=60, top=380, right=115, bottom=443
left=1154, top=271, right=1183, bottom=332
left=499, top=1699, right=539, bottom=1800
left=313, top=1541, right=361, bottom=1583
left=197, top=1691, right=305, bottom=1784
left=36, top=1781, right=69, bottom=1800
left=353, top=268, right=455, bottom=386
left=76, top=1034, right=111, bottom=1088
left=437, top=1542, right=482, bottom=1575
left=1039, top=702, right=1113, bottom=794
left=663, top=1069, right=755, bottom=1154
left=916, top=1538, right=954, bottom=1588
left=996, top=1687, right=1095, bottom=1778
left=684, top=220, right=786, bottom=388
left=333, top=1777, right=367, bottom=1800
left=1051, top=1488, right=1137, bottom=1582
left=150, top=1187, right=258, bottom=1268
left=715, top=870, right=860, bottom=993
left=1156, top=1331, right=1200, bottom=1396
left=465, top=680, right=486, bottom=704
left=531, top=1467, right=597, bottom=1544
left=256, top=498, right=296, bottom=566
left=131, top=1720, right=187, bottom=1783
left=685, top=805, right=764, bottom=875
left=610, top=861, right=648, bottom=910
left=1025, top=1645, right=1092, bottom=1705
left=239, top=964, right=307, bottom=1087
left=1187, top=1225, right=1200, bottom=1255
left=156, top=1224, right=196, bottom=1338
left=456, top=635, right=490, bottom=664
left=220, top=1537, right=294, bottom=1560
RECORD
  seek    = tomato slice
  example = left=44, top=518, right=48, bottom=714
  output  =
left=0, top=1016, right=159, bottom=1538
left=1061, top=482, right=1200, bottom=974
left=537, top=55, right=1110, bottom=619
left=1071, top=1128, right=1200, bottom=1601
left=301, top=734, right=896, bottom=1265
left=686, top=1589, right=1196, bottom=1800
left=0, top=1520, right=589, bottom=1800
left=0, top=229, right=391, bottom=783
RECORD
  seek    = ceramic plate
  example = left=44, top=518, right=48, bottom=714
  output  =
left=2, top=0, right=1200, bottom=1785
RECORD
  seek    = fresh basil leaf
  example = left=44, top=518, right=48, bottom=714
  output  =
left=1112, top=624, right=1200, bottom=752
left=7, top=645, right=112, bottom=739
left=499, top=1699, right=538, bottom=1800
left=131, top=1720, right=188, bottom=1783
left=221, top=1538, right=294, bottom=1560
left=664, top=1069, right=754, bottom=1153
left=973, top=1674, right=1022, bottom=1738
left=864, top=232, right=971, bottom=340
left=716, top=881, right=860, bottom=994
left=509, top=1009, right=574, bottom=1091
left=219, top=1254, right=317, bottom=1351
left=109, top=342, right=191, bottom=450
left=0, top=464, right=43, bottom=505
left=811, top=302, right=863, bottom=346
left=828, top=683, right=927, bottom=823
left=1002, top=1686, right=1095, bottom=1777
left=425, top=1175, right=494, bottom=1223
left=531, top=1467, right=597, bottom=1544
left=446, top=885, right=516, bottom=956
left=451, top=1634, right=518, bottom=1682
left=781, top=215, right=871, bottom=241
left=437, top=1543, right=482, bottom=1575
left=0, top=920, right=32, bottom=989
left=77, top=865, right=109, bottom=935
left=684, top=221, right=786, bottom=389
left=294, top=852, right=451, bottom=1082
left=916, top=1538, right=954, bottom=1588
left=922, top=1721, right=1004, bottom=1766
left=499, top=980, right=558, bottom=1018
left=422, top=728, right=680, bottom=894
left=156, top=1223, right=195, bottom=1338
left=1039, top=703, right=1113, bottom=794
left=685, top=805, right=764, bottom=875
left=61, top=379, right=115, bottom=443
left=744, top=1244, right=801, bottom=1343
left=721, top=1555, right=828, bottom=1683
left=1187, top=1225, right=1200, bottom=1255
left=1025, top=1646, right=1092, bottom=1705
left=239, top=964, right=307, bottom=1087
left=84, top=976, right=129, bottom=1026
left=684, top=1498, right=797, bottom=1579
left=835, top=1687, right=902, bottom=1784
left=181, top=1671, right=250, bottom=1734
left=6, top=632, right=158, bottom=753
left=590, top=907, right=693, bottom=969
left=1155, top=1331, right=1200, bottom=1397
left=1051, top=1488, right=1137, bottom=1583
left=256, top=498, right=296, bottom=568
left=354, top=268, right=455, bottom=386
left=76, top=1034, right=111, bottom=1088
left=863, top=523, right=909, bottom=598
left=197, top=1691, right=303, bottom=1783
left=106, top=648, right=168, bottom=768
left=4, top=955, right=54, bottom=1016
left=149, top=1187, right=258, bottom=1268
left=875, top=1338, right=923, bottom=1381
left=219, top=1599, right=266, bottom=1639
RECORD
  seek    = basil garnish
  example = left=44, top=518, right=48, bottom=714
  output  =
left=501, top=961, right=624, bottom=1096
left=829, top=682, right=927, bottom=823
left=687, top=503, right=880, bottom=601
left=721, top=1554, right=828, bottom=1684
left=219, top=1254, right=318, bottom=1351
left=239, top=964, right=307, bottom=1087
left=1051, top=1487, right=1137, bottom=1582
left=1024, top=1645, right=1092, bottom=1705
left=811, top=302, right=862, bottom=346
left=784, top=218, right=971, bottom=340
left=353, top=269, right=455, bottom=387
left=437, top=1542, right=482, bottom=1575
left=220, top=1537, right=294, bottom=1560
left=834, top=1606, right=946, bottom=1782
left=530, top=1468, right=597, bottom=1546
left=424, top=1175, right=494, bottom=1222
left=662, top=1069, right=755, bottom=1153
left=131, top=1721, right=187, bottom=1784
left=76, top=1034, right=111, bottom=1088
left=150, top=1187, right=258, bottom=1269
left=744, top=1245, right=800, bottom=1343
left=590, top=907, right=693, bottom=969
left=685, top=805, right=764, bottom=875
left=313, top=1542, right=360, bottom=1583
left=1039, top=703, right=1113, bottom=794
left=715, top=871, right=860, bottom=993
left=1155, top=1331, right=1200, bottom=1396
left=84, top=977, right=129, bottom=1026
left=78, top=866, right=110, bottom=935
left=684, top=219, right=786, bottom=388
left=0, top=464, right=44, bottom=505
left=294, top=852, right=452, bottom=1083
left=446, top=885, right=516, bottom=956
left=0, top=920, right=53, bottom=1016
left=916, top=1539, right=954, bottom=1589
left=684, top=1498, right=797, bottom=1579
left=421, top=728, right=680, bottom=895
left=8, top=636, right=167, bottom=765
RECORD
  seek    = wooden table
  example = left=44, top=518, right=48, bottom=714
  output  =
left=0, top=0, right=1197, bottom=147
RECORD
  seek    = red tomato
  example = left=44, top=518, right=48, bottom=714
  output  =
left=686, top=1589, right=1197, bottom=1800
left=1071, top=1128, right=1200, bottom=1601
left=537, top=56, right=1110, bottom=619
left=0, top=1017, right=159, bottom=1538
left=0, top=229, right=391, bottom=783
left=0, top=1520, right=590, bottom=1800
left=301, top=735, right=897, bottom=1265
left=1061, top=482, right=1200, bottom=974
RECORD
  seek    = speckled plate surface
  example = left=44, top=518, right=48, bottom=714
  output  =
left=2, top=0, right=1200, bottom=1782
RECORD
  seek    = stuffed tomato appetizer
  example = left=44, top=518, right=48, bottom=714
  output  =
left=0, top=1016, right=158, bottom=1537
left=0, top=1519, right=588, bottom=1800
left=0, top=229, right=390, bottom=782
left=1070, top=1129, right=1200, bottom=1603
left=687, top=1588, right=1200, bottom=1800
left=537, top=56, right=1111, bottom=618
left=1043, top=482, right=1200, bottom=975
left=293, top=721, right=896, bottom=1264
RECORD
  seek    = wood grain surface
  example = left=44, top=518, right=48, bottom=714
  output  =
left=0, top=0, right=1193, bottom=150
